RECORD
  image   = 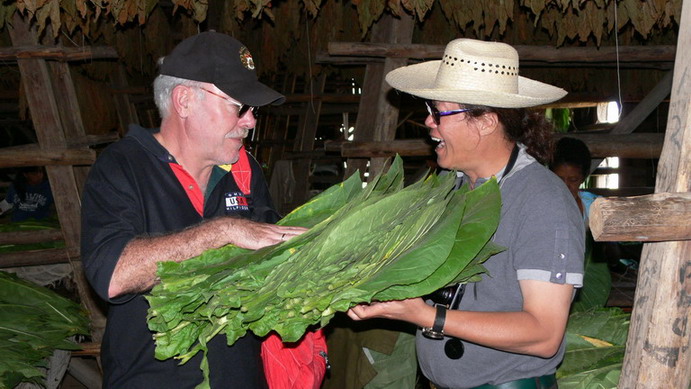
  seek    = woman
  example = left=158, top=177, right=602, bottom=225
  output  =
left=550, top=136, right=599, bottom=226
left=348, top=39, right=585, bottom=389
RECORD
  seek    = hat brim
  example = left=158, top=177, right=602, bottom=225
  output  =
left=386, top=61, right=567, bottom=108
left=218, top=79, right=286, bottom=107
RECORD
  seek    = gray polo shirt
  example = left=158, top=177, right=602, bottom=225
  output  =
left=417, top=146, right=584, bottom=388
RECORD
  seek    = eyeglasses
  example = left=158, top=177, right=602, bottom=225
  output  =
left=425, top=101, right=470, bottom=125
left=198, top=87, right=258, bottom=118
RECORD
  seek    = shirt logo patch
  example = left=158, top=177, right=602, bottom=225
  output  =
left=225, top=192, right=249, bottom=212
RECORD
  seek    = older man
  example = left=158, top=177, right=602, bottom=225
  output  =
left=81, top=31, right=304, bottom=388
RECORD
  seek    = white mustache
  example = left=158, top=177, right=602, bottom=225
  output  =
left=226, top=128, right=249, bottom=139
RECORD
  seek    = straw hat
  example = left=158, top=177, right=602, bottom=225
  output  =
left=385, top=39, right=567, bottom=108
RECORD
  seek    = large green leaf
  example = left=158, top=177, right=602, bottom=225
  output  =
left=557, top=308, right=630, bottom=388
left=570, top=233, right=612, bottom=313
left=0, top=272, right=89, bottom=388
left=147, top=157, right=501, bottom=387
left=277, top=170, right=363, bottom=228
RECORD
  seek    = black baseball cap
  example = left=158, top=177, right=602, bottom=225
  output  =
left=160, top=31, right=285, bottom=106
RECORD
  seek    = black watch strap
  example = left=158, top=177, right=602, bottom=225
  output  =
left=422, top=305, right=446, bottom=340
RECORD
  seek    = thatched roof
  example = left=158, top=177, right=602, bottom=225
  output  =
left=0, top=0, right=681, bottom=78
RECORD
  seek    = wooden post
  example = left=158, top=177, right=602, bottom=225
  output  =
left=8, top=13, right=106, bottom=342
left=47, top=60, right=92, bottom=193
left=111, top=64, right=140, bottom=137
left=345, top=13, right=415, bottom=180
left=291, top=74, right=326, bottom=206
left=618, top=0, right=691, bottom=386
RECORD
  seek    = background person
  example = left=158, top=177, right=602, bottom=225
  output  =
left=0, top=166, right=54, bottom=222
left=549, top=136, right=599, bottom=226
left=80, top=31, right=305, bottom=388
left=348, top=39, right=585, bottom=389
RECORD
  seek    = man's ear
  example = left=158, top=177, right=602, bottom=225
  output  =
left=171, top=85, right=192, bottom=118
left=477, top=112, right=500, bottom=136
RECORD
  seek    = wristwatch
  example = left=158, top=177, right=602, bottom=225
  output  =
left=421, top=304, right=446, bottom=339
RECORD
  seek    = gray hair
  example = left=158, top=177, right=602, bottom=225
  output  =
left=153, top=74, right=205, bottom=119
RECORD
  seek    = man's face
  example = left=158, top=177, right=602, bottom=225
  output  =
left=188, top=84, right=257, bottom=166
left=426, top=101, right=483, bottom=172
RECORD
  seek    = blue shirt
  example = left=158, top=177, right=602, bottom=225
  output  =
left=5, top=180, right=53, bottom=222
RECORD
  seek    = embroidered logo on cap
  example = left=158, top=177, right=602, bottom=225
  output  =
left=239, top=47, right=255, bottom=70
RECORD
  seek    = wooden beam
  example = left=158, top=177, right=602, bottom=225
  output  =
left=70, top=133, right=120, bottom=148
left=555, top=133, right=664, bottom=159
left=0, top=145, right=95, bottom=168
left=610, top=71, right=674, bottom=137
left=67, top=357, right=103, bottom=389
left=618, top=0, right=691, bottom=385
left=329, top=139, right=433, bottom=158
left=328, top=43, right=676, bottom=63
left=590, top=193, right=691, bottom=241
left=0, top=247, right=78, bottom=267
left=284, top=94, right=361, bottom=104
left=70, top=341, right=101, bottom=357
left=315, top=52, right=382, bottom=64
left=0, top=45, right=118, bottom=61
left=0, top=229, right=63, bottom=245
left=589, top=71, right=673, bottom=172
left=326, top=133, right=664, bottom=159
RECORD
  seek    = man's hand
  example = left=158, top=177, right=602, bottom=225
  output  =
left=223, top=218, right=307, bottom=250
left=109, top=217, right=307, bottom=298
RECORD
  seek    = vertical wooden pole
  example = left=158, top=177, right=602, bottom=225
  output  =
left=345, top=13, right=415, bottom=180
left=47, top=61, right=91, bottom=193
left=111, top=64, right=140, bottom=137
left=619, top=0, right=691, bottom=386
left=292, top=74, right=326, bottom=206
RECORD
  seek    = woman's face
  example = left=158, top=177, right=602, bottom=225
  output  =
left=552, top=163, right=584, bottom=200
left=426, top=101, right=483, bottom=172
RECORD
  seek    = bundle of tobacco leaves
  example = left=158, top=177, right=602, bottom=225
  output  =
left=147, top=156, right=502, bottom=387
left=0, top=271, right=89, bottom=389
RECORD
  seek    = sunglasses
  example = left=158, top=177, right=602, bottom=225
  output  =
left=425, top=101, right=470, bottom=125
left=198, top=87, right=258, bottom=118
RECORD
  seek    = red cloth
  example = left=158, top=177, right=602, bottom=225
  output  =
left=169, top=162, right=204, bottom=216
left=231, top=146, right=252, bottom=195
left=261, top=330, right=328, bottom=389
left=232, top=148, right=327, bottom=388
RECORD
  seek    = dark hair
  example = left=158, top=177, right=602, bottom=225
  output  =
left=460, top=105, right=555, bottom=165
left=550, top=137, right=592, bottom=178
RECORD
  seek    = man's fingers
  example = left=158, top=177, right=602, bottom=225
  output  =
left=275, top=226, right=308, bottom=241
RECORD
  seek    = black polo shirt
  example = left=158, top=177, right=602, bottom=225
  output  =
left=81, top=125, right=278, bottom=388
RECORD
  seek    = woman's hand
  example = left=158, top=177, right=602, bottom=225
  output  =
left=347, top=298, right=434, bottom=328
